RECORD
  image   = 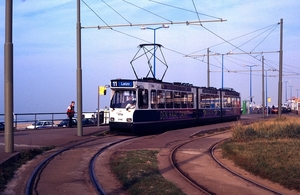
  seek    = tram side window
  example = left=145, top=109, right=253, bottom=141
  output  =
left=166, top=91, right=173, bottom=108
left=138, top=89, right=148, bottom=109
left=229, top=97, right=232, bottom=107
left=157, top=90, right=165, bottom=108
left=181, top=92, right=188, bottom=108
left=187, top=93, right=194, bottom=108
left=151, top=90, right=157, bottom=109
left=237, top=97, right=241, bottom=107
left=213, top=95, right=220, bottom=108
left=174, top=92, right=181, bottom=108
left=232, top=97, right=236, bottom=107
left=223, top=96, right=232, bottom=107
left=200, top=94, right=211, bottom=108
left=232, top=97, right=240, bottom=107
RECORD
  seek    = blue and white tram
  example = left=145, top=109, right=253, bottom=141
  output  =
left=109, top=78, right=241, bottom=135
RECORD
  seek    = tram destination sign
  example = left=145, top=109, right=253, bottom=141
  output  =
left=111, top=80, right=133, bottom=88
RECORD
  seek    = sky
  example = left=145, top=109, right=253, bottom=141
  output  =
left=1, top=0, right=300, bottom=113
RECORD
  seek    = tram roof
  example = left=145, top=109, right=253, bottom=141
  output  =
left=111, top=78, right=238, bottom=93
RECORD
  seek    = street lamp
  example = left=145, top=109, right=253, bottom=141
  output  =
left=284, top=81, right=290, bottom=103
left=222, top=54, right=224, bottom=89
left=244, top=64, right=258, bottom=113
left=265, top=69, right=268, bottom=116
left=265, top=68, right=276, bottom=116
left=209, top=52, right=225, bottom=89
left=296, top=89, right=300, bottom=99
left=289, top=85, right=294, bottom=101
left=141, top=24, right=169, bottom=78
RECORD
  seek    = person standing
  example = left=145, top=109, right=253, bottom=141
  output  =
left=67, top=101, right=75, bottom=127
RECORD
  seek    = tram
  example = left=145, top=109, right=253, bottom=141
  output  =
left=109, top=78, right=241, bottom=135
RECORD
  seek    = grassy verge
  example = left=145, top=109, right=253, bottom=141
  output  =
left=221, top=116, right=300, bottom=191
left=0, top=146, right=55, bottom=192
left=110, top=150, right=186, bottom=195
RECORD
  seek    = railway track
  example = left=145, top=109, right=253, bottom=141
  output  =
left=170, top=132, right=226, bottom=195
left=24, top=134, right=137, bottom=195
left=210, top=140, right=283, bottom=195
left=3, top=114, right=293, bottom=195
left=170, top=130, right=284, bottom=195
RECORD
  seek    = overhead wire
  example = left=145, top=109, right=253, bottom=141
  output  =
left=149, top=0, right=223, bottom=20
left=263, top=58, right=300, bottom=77
left=190, top=1, right=284, bottom=78
left=211, top=55, right=231, bottom=71
left=198, top=23, right=277, bottom=63
left=81, top=0, right=150, bottom=43
left=81, top=0, right=195, bottom=56
left=230, top=24, right=278, bottom=53
left=250, top=24, right=279, bottom=52
left=268, top=59, right=300, bottom=71
left=81, top=0, right=296, bottom=81
left=122, top=0, right=173, bottom=23
left=101, top=0, right=132, bottom=25
left=81, top=0, right=112, bottom=29
left=225, top=56, right=254, bottom=68
left=188, top=23, right=279, bottom=55
left=81, top=0, right=218, bottom=63
left=82, top=0, right=255, bottom=67
left=190, top=0, right=282, bottom=68
left=192, top=0, right=202, bottom=26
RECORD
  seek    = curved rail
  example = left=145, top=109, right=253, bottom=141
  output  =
left=25, top=135, right=109, bottom=195
left=89, top=137, right=137, bottom=195
left=170, top=137, right=215, bottom=195
left=25, top=137, right=100, bottom=195
left=25, top=135, right=136, bottom=195
left=171, top=128, right=285, bottom=195
left=210, top=140, right=283, bottom=195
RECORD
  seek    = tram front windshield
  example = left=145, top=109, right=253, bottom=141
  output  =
left=110, top=90, right=136, bottom=109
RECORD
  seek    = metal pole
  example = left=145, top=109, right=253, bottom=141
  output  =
left=262, top=56, right=265, bottom=118
left=97, top=86, right=100, bottom=127
left=278, top=18, right=283, bottom=117
left=142, top=25, right=167, bottom=78
left=296, top=89, right=300, bottom=99
left=250, top=66, right=252, bottom=109
left=91, top=19, right=226, bottom=29
left=207, top=48, right=210, bottom=87
left=266, top=69, right=268, bottom=116
left=284, top=81, right=288, bottom=103
left=221, top=54, right=224, bottom=89
left=289, top=85, right=293, bottom=100
left=244, top=64, right=256, bottom=114
left=77, top=0, right=83, bottom=136
left=4, top=0, right=14, bottom=153
left=153, top=29, right=156, bottom=78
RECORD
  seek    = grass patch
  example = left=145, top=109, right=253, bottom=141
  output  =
left=221, top=116, right=300, bottom=191
left=92, top=130, right=110, bottom=136
left=110, top=150, right=186, bottom=195
left=0, top=146, right=55, bottom=192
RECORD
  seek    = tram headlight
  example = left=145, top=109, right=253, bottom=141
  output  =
left=126, top=118, right=132, bottom=122
left=110, top=117, right=115, bottom=122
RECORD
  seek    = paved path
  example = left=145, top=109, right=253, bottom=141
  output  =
left=0, top=114, right=275, bottom=165
left=0, top=125, right=108, bottom=165
left=2, top=113, right=297, bottom=195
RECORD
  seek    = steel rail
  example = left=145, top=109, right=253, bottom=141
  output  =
left=210, top=140, right=284, bottom=195
left=89, top=137, right=137, bottom=195
left=169, top=117, right=268, bottom=194
left=170, top=130, right=234, bottom=195
left=25, top=133, right=110, bottom=195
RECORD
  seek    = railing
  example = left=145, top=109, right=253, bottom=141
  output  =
left=0, top=110, right=110, bottom=130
